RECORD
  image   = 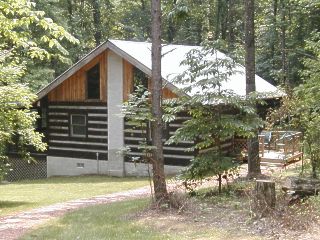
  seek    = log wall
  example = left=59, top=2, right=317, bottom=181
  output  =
left=47, top=102, right=108, bottom=160
left=124, top=112, right=194, bottom=166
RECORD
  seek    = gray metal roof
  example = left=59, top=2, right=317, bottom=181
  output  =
left=37, top=39, right=281, bottom=101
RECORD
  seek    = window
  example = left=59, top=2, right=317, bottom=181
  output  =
left=87, top=63, right=100, bottom=99
left=133, top=67, right=148, bottom=91
left=70, top=114, right=86, bottom=137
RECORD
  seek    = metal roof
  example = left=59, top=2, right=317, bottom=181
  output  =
left=37, top=39, right=281, bottom=101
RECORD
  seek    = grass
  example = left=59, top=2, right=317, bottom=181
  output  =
left=21, top=198, right=262, bottom=240
left=0, top=175, right=148, bottom=217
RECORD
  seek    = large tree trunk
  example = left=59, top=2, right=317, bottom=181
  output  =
left=151, top=0, right=168, bottom=203
left=245, top=0, right=261, bottom=178
left=92, top=0, right=102, bottom=46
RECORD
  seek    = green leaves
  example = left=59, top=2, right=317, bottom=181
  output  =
left=0, top=0, right=78, bottom=180
left=267, top=31, right=320, bottom=177
left=170, top=41, right=263, bottom=182
left=0, top=54, right=47, bottom=180
left=0, top=0, right=78, bottom=68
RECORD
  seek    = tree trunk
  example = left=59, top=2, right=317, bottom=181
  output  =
left=255, top=180, right=276, bottom=216
left=151, top=0, right=168, bottom=203
left=67, top=0, right=74, bottom=33
left=280, top=0, right=288, bottom=86
left=311, top=156, right=317, bottom=179
left=167, top=0, right=177, bottom=43
left=271, top=0, right=278, bottom=72
left=92, top=0, right=102, bottom=46
left=226, top=0, right=235, bottom=50
left=214, top=0, right=222, bottom=39
left=245, top=0, right=261, bottom=178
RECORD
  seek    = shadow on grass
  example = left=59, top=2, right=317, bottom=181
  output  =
left=0, top=201, right=31, bottom=209
left=11, top=175, right=149, bottom=185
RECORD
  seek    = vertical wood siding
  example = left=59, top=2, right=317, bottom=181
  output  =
left=48, top=52, right=107, bottom=102
left=47, top=51, right=176, bottom=103
left=163, top=87, right=178, bottom=99
left=123, top=60, right=134, bottom=101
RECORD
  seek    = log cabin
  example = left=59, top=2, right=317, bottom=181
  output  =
left=29, top=40, right=281, bottom=178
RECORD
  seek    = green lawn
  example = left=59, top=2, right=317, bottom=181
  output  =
left=0, top=175, right=148, bottom=217
left=21, top=199, right=262, bottom=240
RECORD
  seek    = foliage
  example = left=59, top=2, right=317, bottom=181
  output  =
left=122, top=85, right=155, bottom=164
left=0, top=52, right=46, bottom=181
left=267, top=32, right=320, bottom=178
left=168, top=41, right=264, bottom=191
left=21, top=0, right=320, bottom=91
left=0, top=0, right=78, bottom=61
left=0, top=0, right=78, bottom=181
left=256, top=0, right=320, bottom=85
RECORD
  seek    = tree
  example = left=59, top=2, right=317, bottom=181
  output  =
left=0, top=52, right=46, bottom=181
left=168, top=41, right=263, bottom=192
left=0, top=0, right=78, bottom=181
left=267, top=32, right=320, bottom=178
left=245, top=0, right=261, bottom=178
left=150, top=0, right=168, bottom=203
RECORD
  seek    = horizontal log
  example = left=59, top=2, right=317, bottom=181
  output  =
left=49, top=149, right=108, bottom=160
left=282, top=177, right=320, bottom=196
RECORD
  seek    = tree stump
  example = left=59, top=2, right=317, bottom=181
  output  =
left=255, top=180, right=276, bottom=216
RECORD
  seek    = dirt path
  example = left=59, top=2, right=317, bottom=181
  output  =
left=0, top=186, right=151, bottom=240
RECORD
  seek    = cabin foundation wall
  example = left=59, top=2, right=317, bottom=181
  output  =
left=47, top=156, right=184, bottom=177
left=124, top=162, right=185, bottom=177
left=47, top=156, right=109, bottom=177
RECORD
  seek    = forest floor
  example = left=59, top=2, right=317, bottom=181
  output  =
left=133, top=161, right=320, bottom=240
left=134, top=184, right=320, bottom=240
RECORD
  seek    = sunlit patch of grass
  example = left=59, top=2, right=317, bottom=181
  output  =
left=21, top=199, right=262, bottom=240
left=0, top=175, right=148, bottom=216
left=21, top=199, right=169, bottom=240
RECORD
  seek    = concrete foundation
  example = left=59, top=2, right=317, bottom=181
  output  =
left=47, top=156, right=185, bottom=177
left=124, top=162, right=185, bottom=177
left=47, top=156, right=109, bottom=177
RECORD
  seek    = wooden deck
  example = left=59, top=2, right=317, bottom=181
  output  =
left=259, top=131, right=303, bottom=166
left=260, top=150, right=303, bottom=166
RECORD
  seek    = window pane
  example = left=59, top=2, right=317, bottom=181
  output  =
left=72, top=115, right=86, bottom=125
left=87, top=64, right=100, bottom=99
left=72, top=125, right=86, bottom=136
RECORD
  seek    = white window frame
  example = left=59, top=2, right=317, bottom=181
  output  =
left=70, top=114, right=87, bottom=137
